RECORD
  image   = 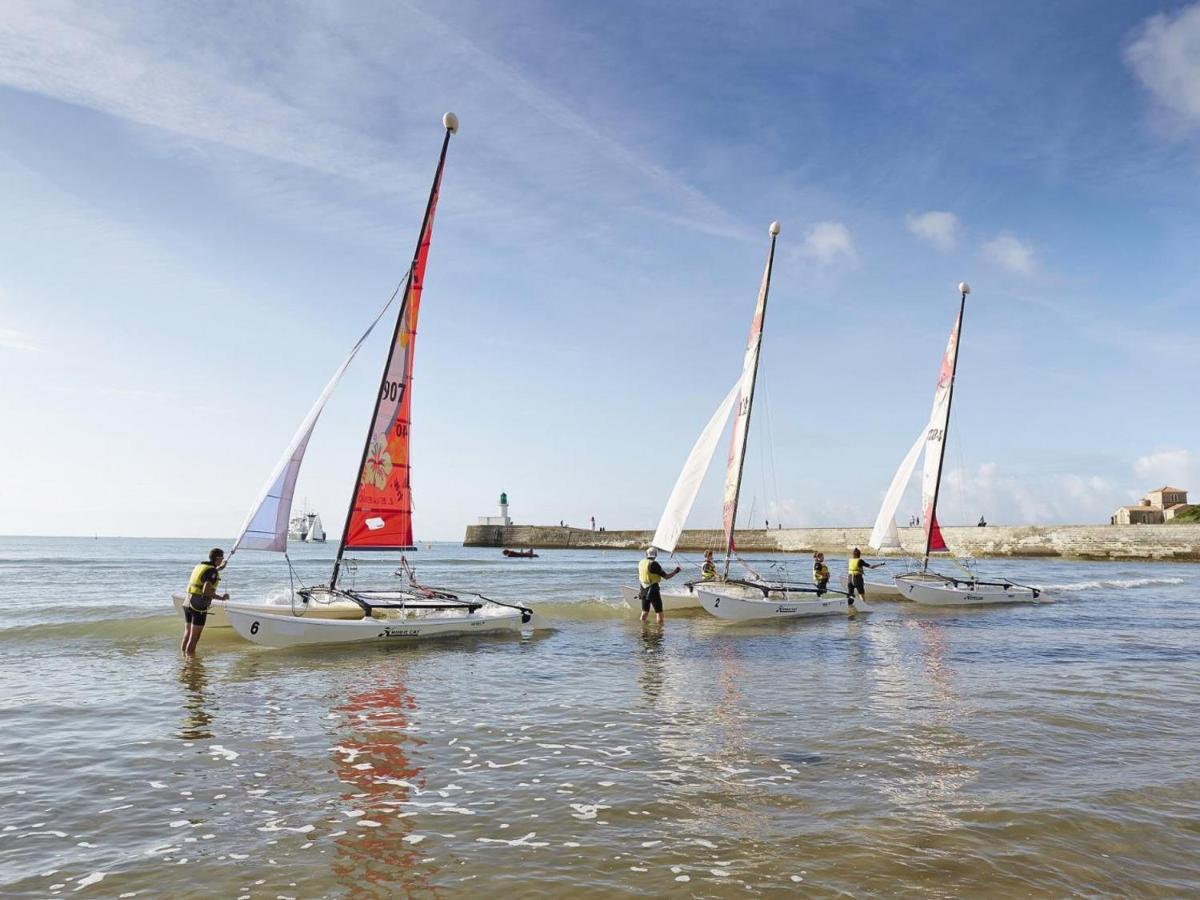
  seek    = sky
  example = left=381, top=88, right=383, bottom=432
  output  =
left=1, top=0, right=1199, bottom=541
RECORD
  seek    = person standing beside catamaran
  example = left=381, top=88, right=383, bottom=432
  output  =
left=181, top=548, right=228, bottom=654
left=638, top=548, right=681, bottom=625
left=846, top=548, right=880, bottom=609
left=813, top=552, right=831, bottom=596
left=700, top=550, right=717, bottom=580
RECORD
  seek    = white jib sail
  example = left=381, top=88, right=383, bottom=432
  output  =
left=868, top=424, right=930, bottom=551
left=650, top=381, right=741, bottom=553
left=230, top=298, right=398, bottom=555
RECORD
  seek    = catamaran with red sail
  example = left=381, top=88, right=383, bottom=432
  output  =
left=176, top=113, right=532, bottom=646
left=868, top=282, right=1042, bottom=606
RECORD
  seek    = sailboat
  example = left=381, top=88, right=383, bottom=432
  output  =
left=175, top=113, right=532, bottom=646
left=645, top=222, right=860, bottom=622
left=619, top=222, right=790, bottom=613
left=868, top=282, right=1042, bottom=606
left=288, top=510, right=327, bottom=543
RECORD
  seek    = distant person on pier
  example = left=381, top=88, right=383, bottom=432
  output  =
left=638, top=548, right=681, bottom=625
left=813, top=552, right=830, bottom=596
left=181, top=548, right=228, bottom=655
left=700, top=550, right=717, bottom=580
left=978, top=516, right=987, bottom=527
left=846, top=548, right=881, bottom=611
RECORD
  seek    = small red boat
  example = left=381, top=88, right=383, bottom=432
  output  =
left=502, top=548, right=538, bottom=558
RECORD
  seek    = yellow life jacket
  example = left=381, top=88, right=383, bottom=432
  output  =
left=813, top=563, right=830, bottom=582
left=638, top=558, right=662, bottom=586
left=187, top=562, right=219, bottom=597
left=701, top=560, right=717, bottom=580
left=848, top=557, right=864, bottom=576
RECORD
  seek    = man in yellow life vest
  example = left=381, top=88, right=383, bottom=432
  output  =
left=181, top=548, right=228, bottom=655
left=813, top=552, right=830, bottom=596
left=637, top=547, right=681, bottom=625
left=846, top=547, right=880, bottom=611
left=700, top=550, right=717, bottom=580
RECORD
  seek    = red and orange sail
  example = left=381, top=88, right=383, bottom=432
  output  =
left=342, top=149, right=446, bottom=551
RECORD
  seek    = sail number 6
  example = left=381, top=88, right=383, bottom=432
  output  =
left=250, top=621, right=259, bottom=635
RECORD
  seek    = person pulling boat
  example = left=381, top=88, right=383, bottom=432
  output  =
left=181, top=548, right=228, bottom=654
left=846, top=548, right=880, bottom=611
left=638, top=548, right=681, bottom=625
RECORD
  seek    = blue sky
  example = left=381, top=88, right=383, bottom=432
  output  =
left=1, top=0, right=1198, bottom=540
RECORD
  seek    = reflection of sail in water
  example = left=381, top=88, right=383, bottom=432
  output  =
left=177, top=657, right=214, bottom=741
left=861, top=619, right=980, bottom=832
left=332, top=676, right=436, bottom=894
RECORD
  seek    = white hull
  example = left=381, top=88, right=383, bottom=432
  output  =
left=895, top=575, right=1043, bottom=606
left=171, top=593, right=363, bottom=629
left=697, top=588, right=868, bottom=621
left=619, top=581, right=770, bottom=612
left=225, top=605, right=525, bottom=648
left=863, top=579, right=904, bottom=600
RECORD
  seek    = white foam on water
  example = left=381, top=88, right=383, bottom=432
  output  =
left=675, top=875, right=690, bottom=882
left=1037, top=576, right=1185, bottom=592
left=476, top=832, right=548, bottom=848
left=208, top=746, right=238, bottom=761
left=403, top=834, right=425, bottom=844
left=73, top=872, right=104, bottom=891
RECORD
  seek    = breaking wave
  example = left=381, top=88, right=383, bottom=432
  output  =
left=1036, top=576, right=1187, bottom=593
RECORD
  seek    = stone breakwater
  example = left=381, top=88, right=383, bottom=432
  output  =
left=464, top=524, right=1200, bottom=562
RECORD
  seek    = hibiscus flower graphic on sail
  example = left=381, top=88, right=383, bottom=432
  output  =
left=362, top=434, right=394, bottom=489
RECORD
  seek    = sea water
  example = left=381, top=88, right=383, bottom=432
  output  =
left=1, top=537, right=1197, bottom=897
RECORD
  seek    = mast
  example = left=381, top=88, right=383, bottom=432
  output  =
left=922, top=282, right=970, bottom=570
left=331, top=113, right=458, bottom=590
left=722, top=221, right=780, bottom=578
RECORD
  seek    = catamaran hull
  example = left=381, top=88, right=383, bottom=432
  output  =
left=895, top=578, right=1043, bottom=606
left=696, top=589, right=868, bottom=621
left=619, top=581, right=777, bottom=612
left=171, top=593, right=364, bottom=629
left=863, top=579, right=904, bottom=600
left=225, top=606, right=526, bottom=648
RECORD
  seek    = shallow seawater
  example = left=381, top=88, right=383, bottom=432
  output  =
left=1, top=537, right=1198, bottom=897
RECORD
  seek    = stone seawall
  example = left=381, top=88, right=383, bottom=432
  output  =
left=463, top=524, right=1200, bottom=562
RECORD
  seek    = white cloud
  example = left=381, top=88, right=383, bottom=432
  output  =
left=1125, top=3, right=1200, bottom=131
left=0, top=327, right=40, bottom=352
left=802, top=221, right=856, bottom=264
left=905, top=211, right=960, bottom=253
left=981, top=231, right=1036, bottom=276
left=1133, top=448, right=1198, bottom=488
left=940, top=463, right=1119, bottom=524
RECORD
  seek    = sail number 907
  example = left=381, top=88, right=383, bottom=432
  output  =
left=381, top=380, right=407, bottom=403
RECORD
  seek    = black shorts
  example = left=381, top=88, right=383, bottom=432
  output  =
left=640, top=583, right=663, bottom=614
left=815, top=577, right=829, bottom=595
left=184, top=593, right=211, bottom=626
left=848, top=574, right=865, bottom=599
